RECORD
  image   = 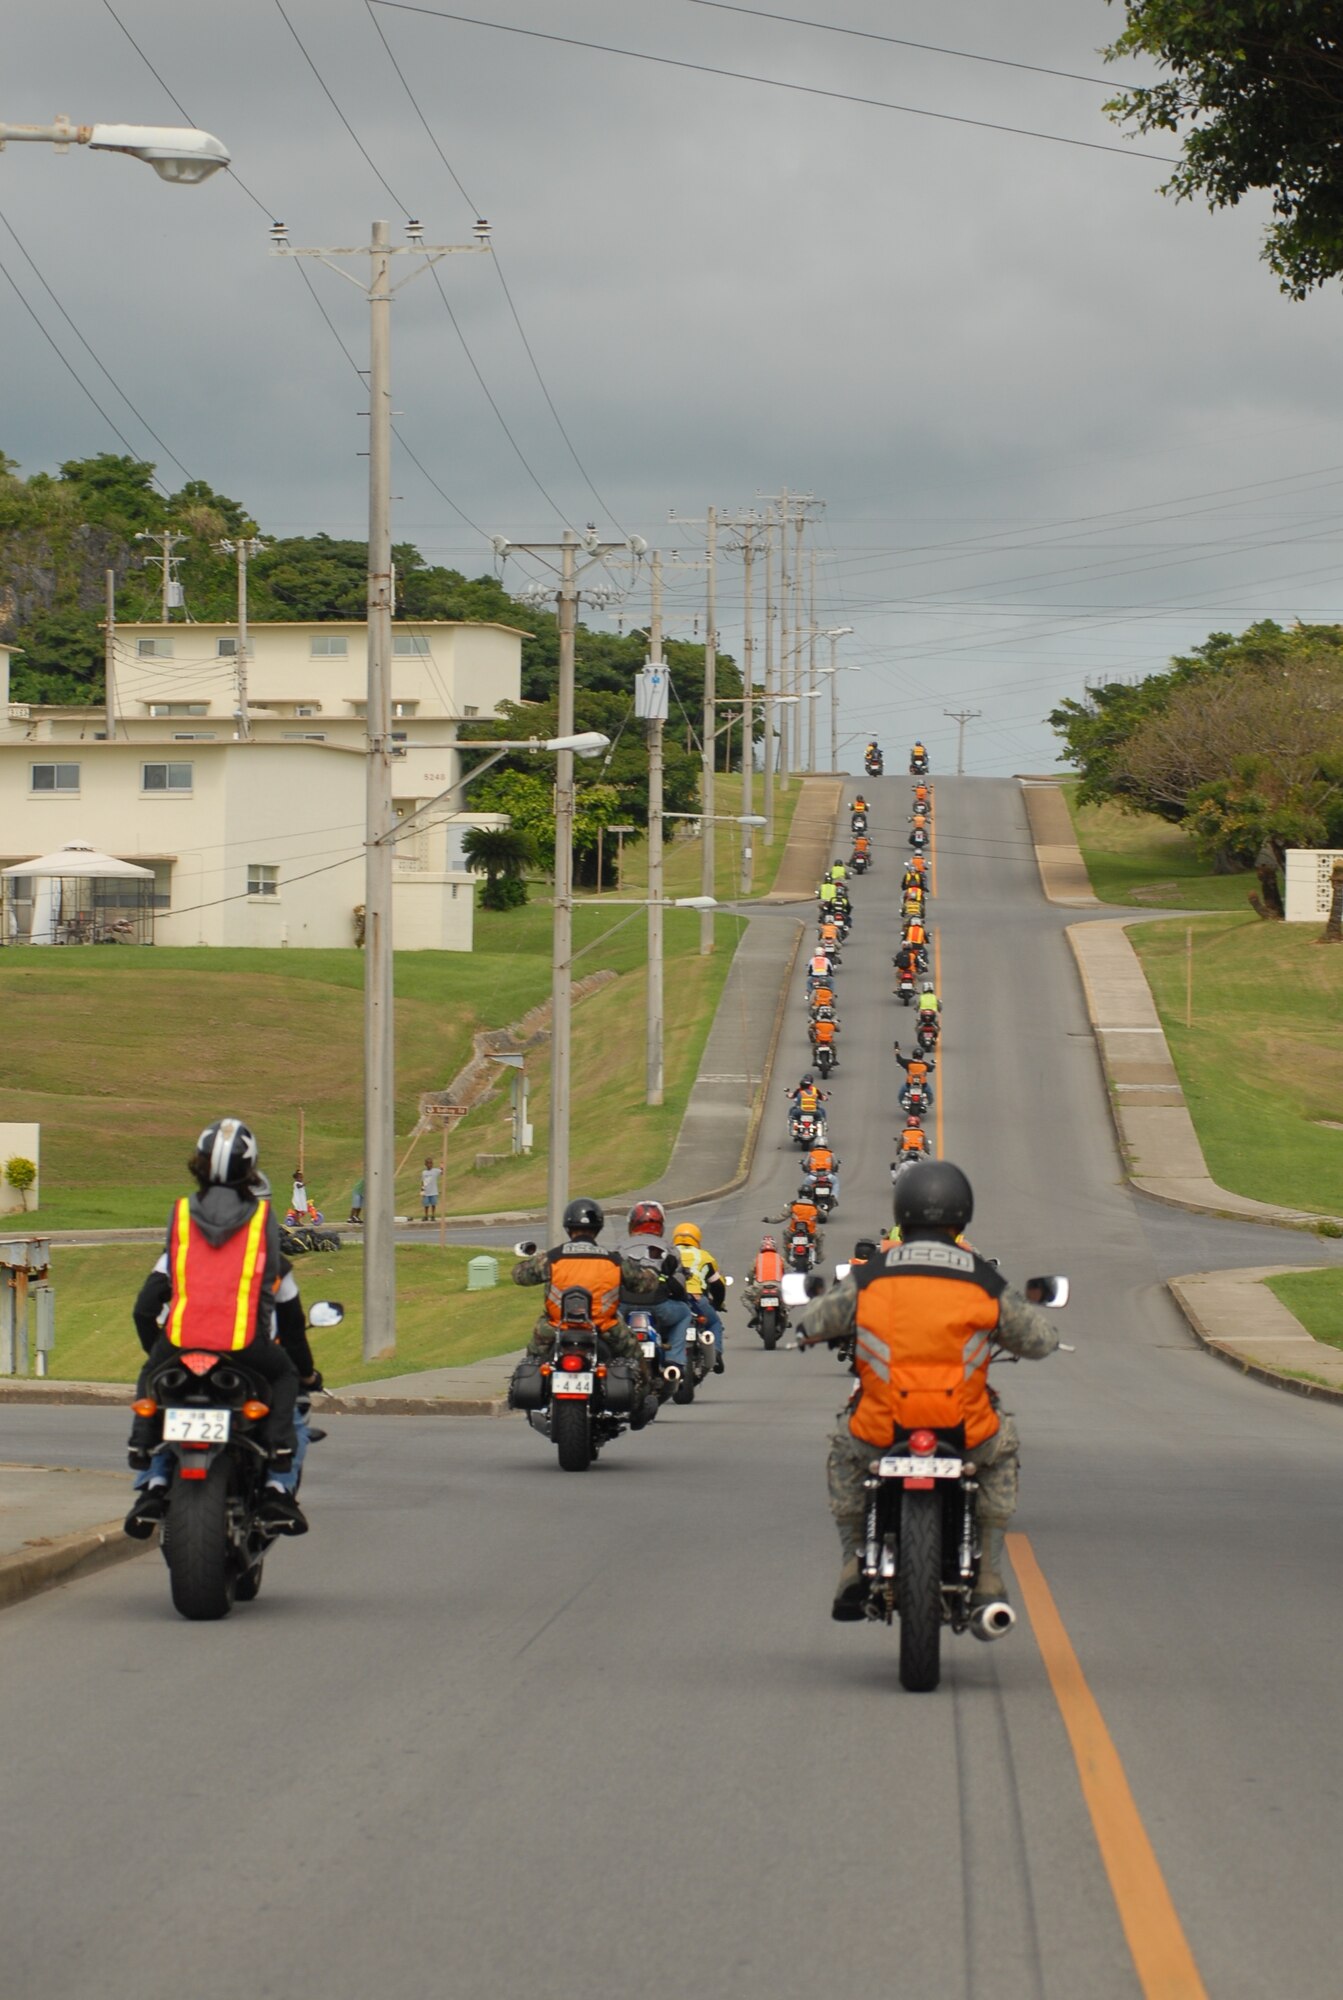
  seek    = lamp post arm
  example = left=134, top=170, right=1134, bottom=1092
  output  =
left=374, top=745, right=511, bottom=844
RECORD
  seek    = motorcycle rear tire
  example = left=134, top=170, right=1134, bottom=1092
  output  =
left=759, top=1313, right=779, bottom=1351
left=673, top=1372, right=696, bottom=1404
left=897, top=1489, right=943, bottom=1693
left=166, top=1460, right=236, bottom=1621
left=553, top=1399, right=593, bottom=1471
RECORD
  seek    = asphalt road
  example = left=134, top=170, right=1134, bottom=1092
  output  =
left=4, top=775, right=1342, bottom=2000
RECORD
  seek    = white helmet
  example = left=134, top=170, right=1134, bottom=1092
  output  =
left=195, top=1117, right=258, bottom=1186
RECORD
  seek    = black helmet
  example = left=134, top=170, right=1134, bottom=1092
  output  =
left=893, top=1160, right=973, bottom=1235
left=195, top=1118, right=258, bottom=1187
left=563, top=1196, right=604, bottom=1237
left=852, top=1238, right=878, bottom=1263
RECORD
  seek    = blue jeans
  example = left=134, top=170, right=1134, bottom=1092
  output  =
left=692, top=1296, right=725, bottom=1354
left=803, top=1173, right=840, bottom=1204
left=135, top=1403, right=310, bottom=1496
left=652, top=1300, right=693, bottom=1370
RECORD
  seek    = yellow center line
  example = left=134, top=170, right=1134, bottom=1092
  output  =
left=1007, top=1533, right=1209, bottom=2000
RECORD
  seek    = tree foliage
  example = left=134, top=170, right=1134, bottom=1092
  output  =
left=1104, top=3, right=1343, bottom=297
left=1049, top=620, right=1343, bottom=869
left=459, top=824, right=538, bottom=909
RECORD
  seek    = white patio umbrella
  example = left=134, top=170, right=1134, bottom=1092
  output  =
left=1, top=844, right=155, bottom=945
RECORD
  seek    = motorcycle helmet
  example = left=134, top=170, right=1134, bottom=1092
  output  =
left=628, top=1199, right=666, bottom=1237
left=194, top=1118, right=259, bottom=1187
left=563, top=1196, right=605, bottom=1237
left=905, top=1113, right=922, bottom=1128
left=922, top=982, right=935, bottom=993
left=852, top=1239, right=878, bottom=1264
left=672, top=1222, right=702, bottom=1248
left=893, top=1160, right=973, bottom=1234
left=800, top=1073, right=814, bottom=1087
left=761, top=1234, right=778, bottom=1252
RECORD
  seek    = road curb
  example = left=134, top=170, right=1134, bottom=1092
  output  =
left=1168, top=1271, right=1343, bottom=1408
left=0, top=1518, right=152, bottom=1612
left=322, top=1393, right=508, bottom=1417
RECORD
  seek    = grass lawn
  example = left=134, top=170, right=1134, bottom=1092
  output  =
left=1264, top=1270, right=1343, bottom=1352
left=1065, top=787, right=1254, bottom=910
left=1130, top=913, right=1343, bottom=1215
left=0, top=778, right=804, bottom=1230
left=42, top=1243, right=531, bottom=1384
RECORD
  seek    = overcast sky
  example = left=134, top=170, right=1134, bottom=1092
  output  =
left=5, top=0, right=1343, bottom=774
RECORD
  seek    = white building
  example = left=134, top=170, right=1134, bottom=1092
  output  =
left=1285, top=848, right=1343, bottom=923
left=0, top=619, right=526, bottom=950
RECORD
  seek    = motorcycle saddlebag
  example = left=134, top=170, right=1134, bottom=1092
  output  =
left=508, top=1359, right=549, bottom=1411
left=601, top=1356, right=639, bottom=1415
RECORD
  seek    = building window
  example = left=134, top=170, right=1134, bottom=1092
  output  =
left=393, top=634, right=430, bottom=655
left=463, top=705, right=479, bottom=717
left=296, top=705, right=317, bottom=718
left=310, top=634, right=349, bottom=657
left=247, top=863, right=280, bottom=898
left=31, top=763, right=79, bottom=792
left=217, top=638, right=237, bottom=657
left=282, top=732, right=327, bottom=741
left=137, top=638, right=174, bottom=658
left=142, top=762, right=193, bottom=793
left=391, top=699, right=419, bottom=717
left=148, top=703, right=208, bottom=718
left=172, top=733, right=216, bottom=741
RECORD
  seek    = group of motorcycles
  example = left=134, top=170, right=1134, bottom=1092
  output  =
left=890, top=763, right=939, bottom=1178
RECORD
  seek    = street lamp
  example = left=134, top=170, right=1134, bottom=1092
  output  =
left=0, top=117, right=230, bottom=183
left=819, top=628, right=856, bottom=772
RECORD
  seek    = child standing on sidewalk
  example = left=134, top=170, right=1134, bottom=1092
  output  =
left=420, top=1158, right=441, bottom=1223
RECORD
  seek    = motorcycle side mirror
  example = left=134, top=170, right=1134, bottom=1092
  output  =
left=804, top=1274, right=826, bottom=1298
left=723, top=1274, right=735, bottom=1287
left=1026, top=1275, right=1070, bottom=1307
left=514, top=1240, right=538, bottom=1257
left=308, top=1300, right=345, bottom=1328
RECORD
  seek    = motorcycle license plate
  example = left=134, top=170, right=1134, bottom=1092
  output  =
left=878, top=1454, right=962, bottom=1478
left=639, top=1341, right=658, bottom=1358
left=163, top=1407, right=230, bottom=1444
left=552, top=1373, right=593, bottom=1396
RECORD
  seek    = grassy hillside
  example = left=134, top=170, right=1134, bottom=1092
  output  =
left=1065, top=787, right=1253, bottom=909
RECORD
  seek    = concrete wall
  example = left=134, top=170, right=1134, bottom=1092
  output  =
left=1285, top=849, right=1343, bottom=923
left=0, top=1124, right=39, bottom=1216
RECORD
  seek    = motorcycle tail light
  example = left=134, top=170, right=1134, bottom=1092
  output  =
left=241, top=1400, right=270, bottom=1421
left=180, top=1464, right=208, bottom=1481
left=559, top=1352, right=586, bottom=1372
left=180, top=1352, right=218, bottom=1378
left=131, top=1398, right=157, bottom=1418
left=909, top=1429, right=937, bottom=1455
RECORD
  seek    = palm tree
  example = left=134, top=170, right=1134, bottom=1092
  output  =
left=461, top=826, right=539, bottom=910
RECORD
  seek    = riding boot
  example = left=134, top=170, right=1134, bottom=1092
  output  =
left=973, top=1525, right=1009, bottom=1606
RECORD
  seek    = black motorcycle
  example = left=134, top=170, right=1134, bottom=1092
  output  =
left=138, top=1300, right=343, bottom=1620
left=754, top=1278, right=787, bottom=1351
left=850, top=811, right=868, bottom=835
left=788, top=1228, right=817, bottom=1274
left=916, top=1017, right=939, bottom=1056
left=509, top=1282, right=653, bottom=1470
left=850, top=852, right=868, bottom=874
left=910, top=755, right=928, bottom=776
left=814, top=1041, right=837, bottom=1078
left=865, top=752, right=884, bottom=776
left=808, top=1173, right=837, bottom=1220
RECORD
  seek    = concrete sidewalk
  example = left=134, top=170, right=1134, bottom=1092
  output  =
left=0, top=1464, right=149, bottom=1609
left=1170, top=1268, right=1343, bottom=1405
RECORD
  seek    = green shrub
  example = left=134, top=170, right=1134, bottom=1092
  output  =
left=4, top=1156, right=37, bottom=1211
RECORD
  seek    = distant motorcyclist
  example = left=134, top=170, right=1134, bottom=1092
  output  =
left=615, top=1199, right=698, bottom=1376
left=829, top=859, right=848, bottom=885
left=917, top=982, right=941, bottom=1021
left=895, top=1116, right=931, bottom=1166
left=849, top=794, right=868, bottom=815
left=766, top=1194, right=823, bottom=1261
left=672, top=1221, right=728, bottom=1374
left=809, top=1015, right=840, bottom=1067
left=743, top=1235, right=786, bottom=1330
left=802, top=1142, right=840, bottom=1204
left=808, top=981, right=837, bottom=1018
left=817, top=878, right=839, bottom=913
left=794, top=1162, right=1059, bottom=1620
left=513, top=1197, right=662, bottom=1379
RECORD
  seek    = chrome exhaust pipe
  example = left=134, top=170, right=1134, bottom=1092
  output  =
left=970, top=1601, right=1016, bottom=1642
left=661, top=1364, right=682, bottom=1385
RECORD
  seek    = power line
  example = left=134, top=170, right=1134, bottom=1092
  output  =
left=682, top=0, right=1127, bottom=90
left=270, top=0, right=411, bottom=214
left=372, top=3, right=1178, bottom=163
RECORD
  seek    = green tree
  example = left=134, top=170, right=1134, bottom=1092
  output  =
left=8, top=608, right=104, bottom=704
left=4, top=1157, right=36, bottom=1212
left=460, top=824, right=538, bottom=910
left=1104, top=3, right=1343, bottom=297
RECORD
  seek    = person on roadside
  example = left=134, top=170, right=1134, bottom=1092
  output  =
left=794, top=1162, right=1059, bottom=1621
left=420, top=1157, right=441, bottom=1223
left=348, top=1176, right=364, bottom=1225
left=671, top=1221, right=728, bottom=1374
left=123, top=1119, right=305, bottom=1540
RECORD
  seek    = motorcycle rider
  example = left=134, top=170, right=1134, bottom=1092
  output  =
left=802, top=1141, right=841, bottom=1206
left=765, top=1193, right=823, bottom=1262
left=671, top=1221, right=728, bottom=1374
left=909, top=740, right=928, bottom=769
left=903, top=918, right=929, bottom=970
left=829, top=859, right=848, bottom=885
left=894, top=1043, right=936, bottom=1094
left=789, top=1075, right=825, bottom=1120
left=810, top=1014, right=840, bottom=1068
left=849, top=794, right=868, bottom=816
left=794, top=1161, right=1059, bottom=1620
left=817, top=877, right=839, bottom=915
left=743, top=1234, right=786, bottom=1331
left=895, top=1116, right=931, bottom=1166
left=808, top=981, right=838, bottom=1019
left=615, top=1200, right=698, bottom=1377
left=917, top=982, right=941, bottom=1023
left=806, top=949, right=833, bottom=993
left=123, top=1119, right=305, bottom=1539
left=513, top=1195, right=664, bottom=1379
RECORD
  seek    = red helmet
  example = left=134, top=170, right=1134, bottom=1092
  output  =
left=761, top=1234, right=778, bottom=1252
left=628, top=1200, right=666, bottom=1237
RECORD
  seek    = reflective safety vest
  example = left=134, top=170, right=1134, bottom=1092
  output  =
left=905, top=924, right=926, bottom=948
left=167, top=1197, right=270, bottom=1353
left=818, top=883, right=837, bottom=905
left=809, top=955, right=830, bottom=979
left=900, top=1128, right=928, bottom=1153
left=850, top=1241, right=1005, bottom=1449
left=676, top=1244, right=718, bottom=1296
left=917, top=993, right=939, bottom=1015
left=812, top=1019, right=837, bottom=1043
left=544, top=1240, right=624, bottom=1330
left=819, top=924, right=840, bottom=946
left=790, top=1201, right=819, bottom=1235
left=854, top=837, right=870, bottom=854
left=806, top=1148, right=835, bottom=1174
left=812, top=986, right=835, bottom=1010
left=797, top=1088, right=820, bottom=1114
left=754, top=1247, right=785, bottom=1284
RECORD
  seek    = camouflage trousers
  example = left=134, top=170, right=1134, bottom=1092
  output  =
left=526, top=1316, right=642, bottom=1365
left=826, top=1409, right=1021, bottom=1560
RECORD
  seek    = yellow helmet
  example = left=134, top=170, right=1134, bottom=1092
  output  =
left=672, top=1222, right=702, bottom=1248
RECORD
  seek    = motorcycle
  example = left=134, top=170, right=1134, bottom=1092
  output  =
left=807, top=1173, right=837, bottom=1220
left=916, top=1017, right=939, bottom=1056
left=849, top=852, right=868, bottom=875
left=865, top=752, right=884, bottom=776
left=890, top=1149, right=930, bottom=1184
left=788, top=1228, right=817, bottom=1274
left=850, top=811, right=868, bottom=835
left=509, top=1276, right=659, bottom=1470
left=134, top=1300, right=344, bottom=1621
left=813, top=1040, right=837, bottom=1078
left=895, top=971, right=916, bottom=1006
left=753, top=1277, right=787, bottom=1351
left=910, top=754, right=929, bottom=776
left=789, top=1106, right=827, bottom=1147
left=805, top=1280, right=1070, bottom=1691
left=901, top=1081, right=931, bottom=1118
left=909, top=826, right=928, bottom=851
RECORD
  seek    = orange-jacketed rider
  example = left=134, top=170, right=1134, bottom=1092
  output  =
left=794, top=1161, right=1060, bottom=1620
left=512, top=1196, right=660, bottom=1370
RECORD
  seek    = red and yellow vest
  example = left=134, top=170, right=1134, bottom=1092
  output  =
left=166, top=1198, right=270, bottom=1352
left=850, top=1241, right=1005, bottom=1448
left=544, top=1240, right=623, bottom=1330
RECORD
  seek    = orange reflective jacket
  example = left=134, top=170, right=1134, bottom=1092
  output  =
left=754, top=1247, right=785, bottom=1284
left=905, top=923, right=926, bottom=947
left=167, top=1198, right=270, bottom=1353
left=790, top=1201, right=819, bottom=1235
left=812, top=1019, right=837, bottom=1043
left=811, top=986, right=835, bottom=1010
left=806, top=1148, right=835, bottom=1173
left=544, top=1241, right=625, bottom=1330
left=849, top=1241, right=1005, bottom=1448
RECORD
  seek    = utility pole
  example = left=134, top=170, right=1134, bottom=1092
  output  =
left=103, top=569, right=116, bottom=743
left=641, top=552, right=666, bottom=1106
left=762, top=516, right=775, bottom=844
left=135, top=528, right=188, bottom=621
left=272, top=215, right=491, bottom=1362
left=807, top=548, right=817, bottom=774
left=701, top=506, right=717, bottom=954
left=944, top=706, right=981, bottom=775
left=739, top=520, right=755, bottom=895
left=776, top=490, right=791, bottom=779
left=219, top=535, right=266, bottom=742
left=792, top=510, right=805, bottom=773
